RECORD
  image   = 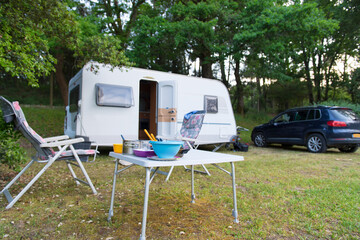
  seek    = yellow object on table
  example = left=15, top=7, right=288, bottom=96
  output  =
left=113, top=144, right=123, bottom=153
left=144, top=129, right=156, bottom=141
left=151, top=133, right=157, bottom=141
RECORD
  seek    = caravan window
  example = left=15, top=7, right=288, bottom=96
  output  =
left=96, top=83, right=134, bottom=108
left=69, top=85, right=80, bottom=113
left=204, top=95, right=218, bottom=113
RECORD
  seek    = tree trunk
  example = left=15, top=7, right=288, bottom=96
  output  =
left=220, top=58, right=229, bottom=88
left=234, top=59, right=244, bottom=116
left=302, top=47, right=314, bottom=104
left=324, top=57, right=335, bottom=101
left=312, top=53, right=322, bottom=103
left=256, top=77, right=261, bottom=112
left=262, top=78, right=267, bottom=111
left=50, top=72, right=53, bottom=107
left=201, top=61, right=213, bottom=79
left=55, top=52, right=68, bottom=106
left=199, top=51, right=213, bottom=79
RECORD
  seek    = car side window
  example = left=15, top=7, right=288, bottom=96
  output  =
left=294, top=110, right=308, bottom=121
left=307, top=109, right=321, bottom=120
left=274, top=112, right=293, bottom=123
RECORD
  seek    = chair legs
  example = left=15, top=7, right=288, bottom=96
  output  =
left=67, top=145, right=97, bottom=194
left=1, top=146, right=97, bottom=209
left=1, top=157, right=58, bottom=209
left=0, top=159, right=36, bottom=208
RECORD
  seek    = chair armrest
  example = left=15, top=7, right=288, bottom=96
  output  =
left=43, top=135, right=69, bottom=142
left=40, top=137, right=84, bottom=148
left=157, top=135, right=185, bottom=141
left=181, top=137, right=196, bottom=142
left=182, top=138, right=209, bottom=145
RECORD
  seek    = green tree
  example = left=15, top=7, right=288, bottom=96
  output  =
left=90, top=0, right=146, bottom=49
left=267, top=79, right=308, bottom=111
left=51, top=1, right=133, bottom=105
left=128, top=6, right=189, bottom=74
left=0, top=0, right=76, bottom=87
left=348, top=68, right=360, bottom=103
left=234, top=0, right=339, bottom=105
left=232, top=0, right=276, bottom=114
left=168, top=0, right=220, bottom=78
left=0, top=0, right=133, bottom=105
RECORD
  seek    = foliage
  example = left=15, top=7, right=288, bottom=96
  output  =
left=0, top=111, right=26, bottom=171
left=0, top=0, right=77, bottom=87
left=72, top=5, right=133, bottom=71
left=1, top=0, right=360, bottom=113
left=347, top=68, right=360, bottom=103
left=317, top=100, right=360, bottom=115
left=267, top=79, right=308, bottom=111
left=128, top=13, right=190, bottom=73
left=0, top=105, right=64, bottom=171
left=0, top=78, right=63, bottom=106
left=90, top=0, right=146, bottom=48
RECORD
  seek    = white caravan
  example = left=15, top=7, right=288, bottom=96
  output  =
left=64, top=63, right=237, bottom=147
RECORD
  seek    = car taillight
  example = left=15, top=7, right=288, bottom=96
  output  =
left=327, top=120, right=347, bottom=127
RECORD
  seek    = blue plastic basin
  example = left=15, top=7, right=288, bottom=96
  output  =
left=150, top=141, right=183, bottom=158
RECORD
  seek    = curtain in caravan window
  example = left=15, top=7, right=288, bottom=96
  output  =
left=204, top=95, right=218, bottom=113
left=96, top=83, right=134, bottom=107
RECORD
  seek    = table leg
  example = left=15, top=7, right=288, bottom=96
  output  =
left=139, top=167, right=151, bottom=240
left=108, top=159, right=119, bottom=222
left=231, top=162, right=239, bottom=223
left=191, top=165, right=195, bottom=203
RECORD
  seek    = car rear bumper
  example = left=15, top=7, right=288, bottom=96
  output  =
left=327, top=137, right=360, bottom=146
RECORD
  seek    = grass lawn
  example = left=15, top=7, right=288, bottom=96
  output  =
left=1, top=107, right=360, bottom=239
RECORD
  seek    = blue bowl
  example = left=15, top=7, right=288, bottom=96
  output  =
left=150, top=141, right=183, bottom=159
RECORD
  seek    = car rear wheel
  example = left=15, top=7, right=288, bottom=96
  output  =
left=338, top=145, right=358, bottom=153
left=254, top=132, right=267, bottom=147
left=306, top=134, right=327, bottom=153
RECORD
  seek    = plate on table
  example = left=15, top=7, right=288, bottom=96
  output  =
left=133, top=149, right=156, bottom=158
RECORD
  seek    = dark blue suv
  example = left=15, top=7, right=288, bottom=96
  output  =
left=251, top=106, right=360, bottom=153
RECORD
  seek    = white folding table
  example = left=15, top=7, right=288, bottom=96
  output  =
left=108, top=149, right=244, bottom=240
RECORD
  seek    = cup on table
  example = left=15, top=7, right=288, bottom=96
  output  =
left=113, top=144, right=123, bottom=153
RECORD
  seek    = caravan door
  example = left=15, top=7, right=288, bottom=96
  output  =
left=158, top=81, right=177, bottom=138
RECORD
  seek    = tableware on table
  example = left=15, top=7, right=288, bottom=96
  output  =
left=123, top=140, right=140, bottom=154
left=150, top=140, right=183, bottom=159
left=113, top=144, right=123, bottom=153
left=133, top=149, right=156, bottom=158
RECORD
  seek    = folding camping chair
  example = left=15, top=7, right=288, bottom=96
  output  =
left=0, top=96, right=97, bottom=209
left=160, top=110, right=210, bottom=181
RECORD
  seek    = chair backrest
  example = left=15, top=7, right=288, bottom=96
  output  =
left=180, top=110, right=205, bottom=141
left=0, top=96, right=16, bottom=123
left=0, top=96, right=54, bottom=158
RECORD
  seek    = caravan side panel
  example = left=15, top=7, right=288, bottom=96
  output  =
left=78, top=67, right=140, bottom=145
left=175, top=77, right=237, bottom=144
